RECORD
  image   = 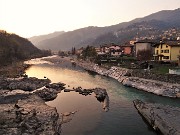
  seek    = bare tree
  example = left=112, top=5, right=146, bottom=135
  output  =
left=178, top=55, right=180, bottom=67
left=137, top=49, right=152, bottom=61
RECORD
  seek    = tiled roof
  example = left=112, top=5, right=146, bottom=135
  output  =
left=164, top=41, right=180, bottom=46
left=134, top=39, right=158, bottom=44
left=153, top=40, right=180, bottom=47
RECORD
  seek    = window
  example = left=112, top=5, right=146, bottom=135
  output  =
left=166, top=45, right=168, bottom=48
left=163, top=56, right=169, bottom=59
left=164, top=50, right=169, bottom=53
left=161, top=50, right=163, bottom=53
left=156, top=50, right=159, bottom=54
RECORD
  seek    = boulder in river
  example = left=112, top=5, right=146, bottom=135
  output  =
left=46, top=82, right=66, bottom=90
left=93, top=88, right=109, bottom=112
left=60, top=111, right=77, bottom=124
left=34, top=82, right=66, bottom=101
left=34, top=88, right=59, bottom=101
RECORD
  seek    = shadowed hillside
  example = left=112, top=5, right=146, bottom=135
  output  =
left=0, top=30, right=49, bottom=66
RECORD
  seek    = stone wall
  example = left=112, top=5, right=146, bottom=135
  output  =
left=122, top=77, right=180, bottom=98
left=128, top=69, right=180, bottom=84
left=76, top=60, right=180, bottom=98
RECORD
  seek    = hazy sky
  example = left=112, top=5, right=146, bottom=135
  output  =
left=0, top=0, right=180, bottom=38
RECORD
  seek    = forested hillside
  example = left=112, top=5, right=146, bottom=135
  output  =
left=0, top=30, right=50, bottom=66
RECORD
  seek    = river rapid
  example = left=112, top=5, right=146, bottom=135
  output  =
left=25, top=56, right=180, bottom=135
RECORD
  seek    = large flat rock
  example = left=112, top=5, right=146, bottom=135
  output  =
left=0, top=77, right=51, bottom=91
left=0, top=94, right=61, bottom=135
left=133, top=99, right=180, bottom=135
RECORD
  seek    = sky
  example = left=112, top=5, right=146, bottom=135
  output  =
left=0, top=0, right=180, bottom=38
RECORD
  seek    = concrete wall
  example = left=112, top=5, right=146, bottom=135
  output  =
left=171, top=47, right=180, bottom=61
left=169, top=69, right=180, bottom=75
left=135, top=43, right=152, bottom=56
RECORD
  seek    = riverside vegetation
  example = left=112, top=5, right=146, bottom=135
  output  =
left=0, top=30, right=51, bottom=67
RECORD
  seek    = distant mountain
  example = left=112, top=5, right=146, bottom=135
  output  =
left=31, top=8, right=180, bottom=51
left=132, top=8, right=180, bottom=25
left=36, top=26, right=112, bottom=50
left=29, top=31, right=64, bottom=46
left=0, top=30, right=47, bottom=65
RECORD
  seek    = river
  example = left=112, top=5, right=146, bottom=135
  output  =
left=25, top=56, right=180, bottom=135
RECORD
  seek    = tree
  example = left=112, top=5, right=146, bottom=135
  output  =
left=81, top=46, right=97, bottom=61
left=58, top=50, right=66, bottom=56
left=137, top=49, right=152, bottom=61
left=178, top=55, right=180, bottom=67
left=71, top=47, right=76, bottom=55
left=0, top=30, right=49, bottom=66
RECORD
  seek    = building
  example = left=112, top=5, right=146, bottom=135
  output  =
left=110, top=48, right=122, bottom=57
left=109, top=44, right=121, bottom=50
left=134, top=40, right=156, bottom=57
left=95, top=47, right=101, bottom=53
left=109, top=44, right=122, bottom=57
left=100, top=45, right=110, bottom=54
left=153, top=41, right=180, bottom=62
left=121, top=44, right=134, bottom=56
left=129, top=40, right=136, bottom=45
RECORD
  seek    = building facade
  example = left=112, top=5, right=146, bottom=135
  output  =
left=153, top=41, right=180, bottom=61
left=134, top=40, right=155, bottom=57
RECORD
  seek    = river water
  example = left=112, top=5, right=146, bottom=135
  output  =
left=25, top=56, right=180, bottom=135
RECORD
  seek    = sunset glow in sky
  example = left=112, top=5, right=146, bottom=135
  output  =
left=0, top=0, right=180, bottom=37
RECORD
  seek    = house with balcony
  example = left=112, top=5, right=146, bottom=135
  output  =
left=99, top=43, right=122, bottom=57
left=110, top=48, right=122, bottom=57
left=109, top=44, right=122, bottom=57
left=153, top=41, right=180, bottom=62
left=100, top=44, right=110, bottom=54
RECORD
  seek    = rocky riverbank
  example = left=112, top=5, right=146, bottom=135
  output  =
left=133, top=99, right=180, bottom=135
left=0, top=94, right=61, bottom=135
left=76, top=61, right=180, bottom=98
left=0, top=62, right=31, bottom=78
left=0, top=74, right=109, bottom=134
left=0, top=77, right=65, bottom=135
left=0, top=77, right=51, bottom=91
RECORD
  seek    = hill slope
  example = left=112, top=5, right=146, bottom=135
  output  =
left=29, top=31, right=64, bottom=46
left=31, top=8, right=180, bottom=51
left=133, top=8, right=180, bottom=25
left=0, top=30, right=44, bottom=65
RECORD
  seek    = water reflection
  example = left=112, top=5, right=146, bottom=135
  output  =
left=25, top=56, right=180, bottom=135
left=64, top=87, right=110, bottom=112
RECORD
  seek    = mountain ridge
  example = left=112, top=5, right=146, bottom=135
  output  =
left=29, top=8, right=180, bottom=51
left=29, top=31, right=64, bottom=46
left=0, top=30, right=50, bottom=65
